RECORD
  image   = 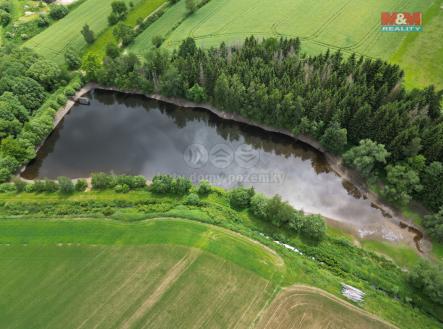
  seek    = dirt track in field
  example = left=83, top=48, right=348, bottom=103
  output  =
left=255, top=285, right=398, bottom=329
left=121, top=249, right=201, bottom=329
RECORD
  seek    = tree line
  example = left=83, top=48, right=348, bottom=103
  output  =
left=0, top=45, right=81, bottom=183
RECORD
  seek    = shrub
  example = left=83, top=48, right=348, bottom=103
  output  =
left=102, top=207, right=115, bottom=216
left=250, top=193, right=268, bottom=219
left=320, top=122, right=347, bottom=154
left=81, top=24, right=95, bottom=44
left=130, top=176, right=147, bottom=189
left=58, top=176, right=74, bottom=194
left=91, top=173, right=116, bottom=190
left=185, top=0, right=196, bottom=14
left=13, top=178, right=27, bottom=193
left=108, top=1, right=127, bottom=25
left=423, top=208, right=443, bottom=242
left=184, top=193, right=200, bottom=206
left=114, top=184, right=129, bottom=193
left=186, top=84, right=207, bottom=103
left=32, top=179, right=59, bottom=193
left=108, top=12, right=120, bottom=25
left=343, top=139, right=390, bottom=178
left=37, top=14, right=50, bottom=27
left=0, top=183, right=15, bottom=193
left=105, top=42, right=121, bottom=59
left=64, top=47, right=82, bottom=70
left=0, top=8, right=10, bottom=26
left=0, top=155, right=19, bottom=173
left=197, top=180, right=211, bottom=195
left=229, top=186, right=254, bottom=210
left=150, top=175, right=192, bottom=195
left=301, top=214, right=326, bottom=241
left=151, top=175, right=175, bottom=194
left=24, top=183, right=35, bottom=193
left=71, top=80, right=81, bottom=90
left=0, top=168, right=11, bottom=183
left=64, top=87, right=75, bottom=97
left=75, top=179, right=88, bottom=192
left=49, top=5, right=69, bottom=20
left=265, top=195, right=296, bottom=228
left=115, top=175, right=146, bottom=189
left=174, top=176, right=192, bottom=195
left=112, top=22, right=135, bottom=46
left=33, top=180, right=46, bottom=193
left=409, top=261, right=443, bottom=305
left=152, top=35, right=164, bottom=48
left=383, top=164, right=422, bottom=206
left=44, top=180, right=59, bottom=193
left=56, top=94, right=67, bottom=106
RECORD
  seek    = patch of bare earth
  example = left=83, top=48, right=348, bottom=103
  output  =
left=255, top=285, right=398, bottom=329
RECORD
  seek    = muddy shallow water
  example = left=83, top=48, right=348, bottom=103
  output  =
left=22, top=89, right=420, bottom=247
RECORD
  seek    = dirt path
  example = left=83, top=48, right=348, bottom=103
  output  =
left=121, top=249, right=201, bottom=329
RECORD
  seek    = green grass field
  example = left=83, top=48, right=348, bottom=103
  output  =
left=136, top=0, right=429, bottom=56
left=130, top=0, right=442, bottom=89
left=85, top=0, right=166, bottom=59
left=391, top=0, right=443, bottom=89
left=130, top=0, right=187, bottom=54
left=0, top=218, right=409, bottom=329
left=23, top=0, right=146, bottom=64
left=0, top=218, right=282, bottom=329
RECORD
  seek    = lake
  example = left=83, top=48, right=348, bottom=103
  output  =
left=22, top=89, right=418, bottom=246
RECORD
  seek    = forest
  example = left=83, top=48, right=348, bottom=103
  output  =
left=0, top=45, right=81, bottom=183
left=79, top=36, right=443, bottom=241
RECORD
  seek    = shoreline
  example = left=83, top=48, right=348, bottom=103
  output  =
left=23, top=82, right=429, bottom=252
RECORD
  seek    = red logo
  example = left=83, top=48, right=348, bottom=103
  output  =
left=381, top=12, right=422, bottom=26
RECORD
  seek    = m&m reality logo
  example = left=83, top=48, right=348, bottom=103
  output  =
left=381, top=12, right=423, bottom=32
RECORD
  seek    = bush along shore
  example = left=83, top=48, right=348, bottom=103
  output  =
left=0, top=172, right=442, bottom=328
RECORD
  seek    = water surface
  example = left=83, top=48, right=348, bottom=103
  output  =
left=22, top=90, right=415, bottom=244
